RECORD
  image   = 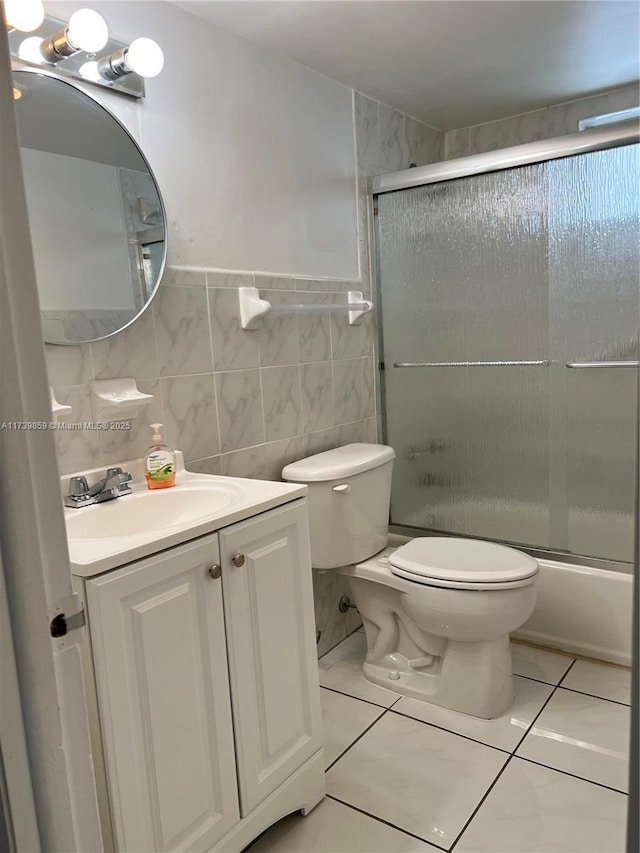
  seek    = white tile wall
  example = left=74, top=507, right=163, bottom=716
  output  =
left=444, top=83, right=640, bottom=158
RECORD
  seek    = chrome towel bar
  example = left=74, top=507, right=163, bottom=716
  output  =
left=392, top=360, right=551, bottom=368
left=392, top=360, right=639, bottom=369
left=565, top=361, right=640, bottom=368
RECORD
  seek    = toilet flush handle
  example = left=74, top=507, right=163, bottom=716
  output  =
left=332, top=484, right=350, bottom=494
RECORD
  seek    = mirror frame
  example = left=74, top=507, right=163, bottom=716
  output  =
left=12, top=64, right=168, bottom=346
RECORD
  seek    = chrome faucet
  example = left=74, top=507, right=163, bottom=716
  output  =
left=65, top=467, right=133, bottom=508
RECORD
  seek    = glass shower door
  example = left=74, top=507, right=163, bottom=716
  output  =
left=376, top=142, right=639, bottom=562
left=549, top=145, right=639, bottom=561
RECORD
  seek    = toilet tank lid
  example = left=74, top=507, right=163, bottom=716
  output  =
left=282, top=443, right=395, bottom=482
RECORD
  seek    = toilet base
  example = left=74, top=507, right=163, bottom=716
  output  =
left=361, top=630, right=514, bottom=719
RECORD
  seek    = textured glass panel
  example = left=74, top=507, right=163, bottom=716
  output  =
left=377, top=142, right=639, bottom=562
left=377, top=165, right=550, bottom=546
left=548, top=144, right=639, bottom=561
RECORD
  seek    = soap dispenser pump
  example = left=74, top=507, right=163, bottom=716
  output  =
left=144, top=423, right=176, bottom=489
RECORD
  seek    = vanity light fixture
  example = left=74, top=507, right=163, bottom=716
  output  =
left=40, top=8, right=108, bottom=63
left=78, top=59, right=102, bottom=82
left=17, top=35, right=44, bottom=64
left=96, top=37, right=164, bottom=80
left=5, top=0, right=45, bottom=32
left=9, top=11, right=158, bottom=98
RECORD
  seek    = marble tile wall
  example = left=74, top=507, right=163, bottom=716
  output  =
left=354, top=92, right=443, bottom=282
left=44, top=91, right=442, bottom=657
left=45, top=271, right=377, bottom=476
left=355, top=93, right=443, bottom=175
left=444, top=83, right=640, bottom=158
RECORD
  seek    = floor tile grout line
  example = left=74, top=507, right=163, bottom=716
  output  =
left=325, top=793, right=449, bottom=851
left=556, top=684, right=631, bottom=707
left=556, top=657, right=577, bottom=688
left=319, top=666, right=578, bottom=758
left=555, top=658, right=631, bottom=705
left=515, top=671, right=572, bottom=687
left=513, top=755, right=630, bottom=796
left=318, top=682, right=399, bottom=709
left=510, top=671, right=563, bottom=755
left=317, top=631, right=367, bottom=664
left=317, top=646, right=628, bottom=851
left=324, top=708, right=388, bottom=772
left=388, top=708, right=512, bottom=756
left=324, top=688, right=523, bottom=852
left=510, top=662, right=630, bottom=796
left=448, top=753, right=515, bottom=852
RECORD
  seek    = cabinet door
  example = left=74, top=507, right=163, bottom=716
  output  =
left=86, top=535, right=239, bottom=852
left=219, top=500, right=323, bottom=814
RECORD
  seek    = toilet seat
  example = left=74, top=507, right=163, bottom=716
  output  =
left=389, top=538, right=538, bottom=591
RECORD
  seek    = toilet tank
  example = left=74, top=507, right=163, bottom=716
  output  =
left=282, top=443, right=395, bottom=569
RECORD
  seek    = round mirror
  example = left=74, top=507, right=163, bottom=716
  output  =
left=12, top=68, right=166, bottom=345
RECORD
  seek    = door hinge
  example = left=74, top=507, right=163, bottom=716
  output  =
left=50, top=593, right=86, bottom=638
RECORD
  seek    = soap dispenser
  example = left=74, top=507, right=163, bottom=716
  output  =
left=143, top=423, right=176, bottom=489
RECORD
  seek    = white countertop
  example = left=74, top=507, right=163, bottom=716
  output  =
left=65, top=458, right=306, bottom=577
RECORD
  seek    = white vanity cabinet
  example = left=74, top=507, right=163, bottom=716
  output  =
left=218, top=501, right=323, bottom=814
left=79, top=498, right=324, bottom=853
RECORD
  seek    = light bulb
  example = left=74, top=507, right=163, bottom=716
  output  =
left=5, top=0, right=44, bottom=32
left=67, top=8, right=108, bottom=53
left=125, top=38, right=163, bottom=78
left=79, top=60, right=102, bottom=82
left=18, top=36, right=44, bottom=64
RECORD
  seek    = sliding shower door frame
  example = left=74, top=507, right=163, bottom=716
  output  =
left=371, top=122, right=640, bottom=196
left=370, top=122, right=640, bottom=570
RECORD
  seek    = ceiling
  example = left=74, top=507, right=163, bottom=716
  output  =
left=173, top=0, right=639, bottom=130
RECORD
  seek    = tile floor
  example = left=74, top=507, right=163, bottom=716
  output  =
left=249, top=632, right=631, bottom=853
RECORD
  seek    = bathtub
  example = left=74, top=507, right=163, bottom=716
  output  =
left=513, top=557, right=633, bottom=666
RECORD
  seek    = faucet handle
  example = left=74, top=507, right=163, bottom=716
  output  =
left=106, top=467, right=132, bottom=482
left=65, top=476, right=93, bottom=508
left=69, top=476, right=89, bottom=496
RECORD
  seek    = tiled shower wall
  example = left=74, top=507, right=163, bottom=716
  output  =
left=444, top=83, right=639, bottom=158
left=44, top=92, right=442, bottom=658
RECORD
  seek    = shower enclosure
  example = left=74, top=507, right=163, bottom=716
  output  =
left=374, top=126, right=639, bottom=565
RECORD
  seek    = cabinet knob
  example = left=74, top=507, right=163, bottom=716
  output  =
left=232, top=553, right=245, bottom=568
left=208, top=564, right=222, bottom=580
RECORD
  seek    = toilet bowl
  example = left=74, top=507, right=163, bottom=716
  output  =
left=282, top=443, right=538, bottom=719
left=344, top=538, right=537, bottom=718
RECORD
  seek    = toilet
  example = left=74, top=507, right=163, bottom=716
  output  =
left=282, top=443, right=538, bottom=719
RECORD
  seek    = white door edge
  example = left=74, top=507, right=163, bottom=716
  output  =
left=0, top=17, right=102, bottom=853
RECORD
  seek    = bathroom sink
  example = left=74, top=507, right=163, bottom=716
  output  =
left=65, top=483, right=243, bottom=540
left=63, top=457, right=308, bottom=577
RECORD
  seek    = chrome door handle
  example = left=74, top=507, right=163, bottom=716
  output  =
left=208, top=564, right=222, bottom=580
left=232, top=553, right=245, bottom=568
